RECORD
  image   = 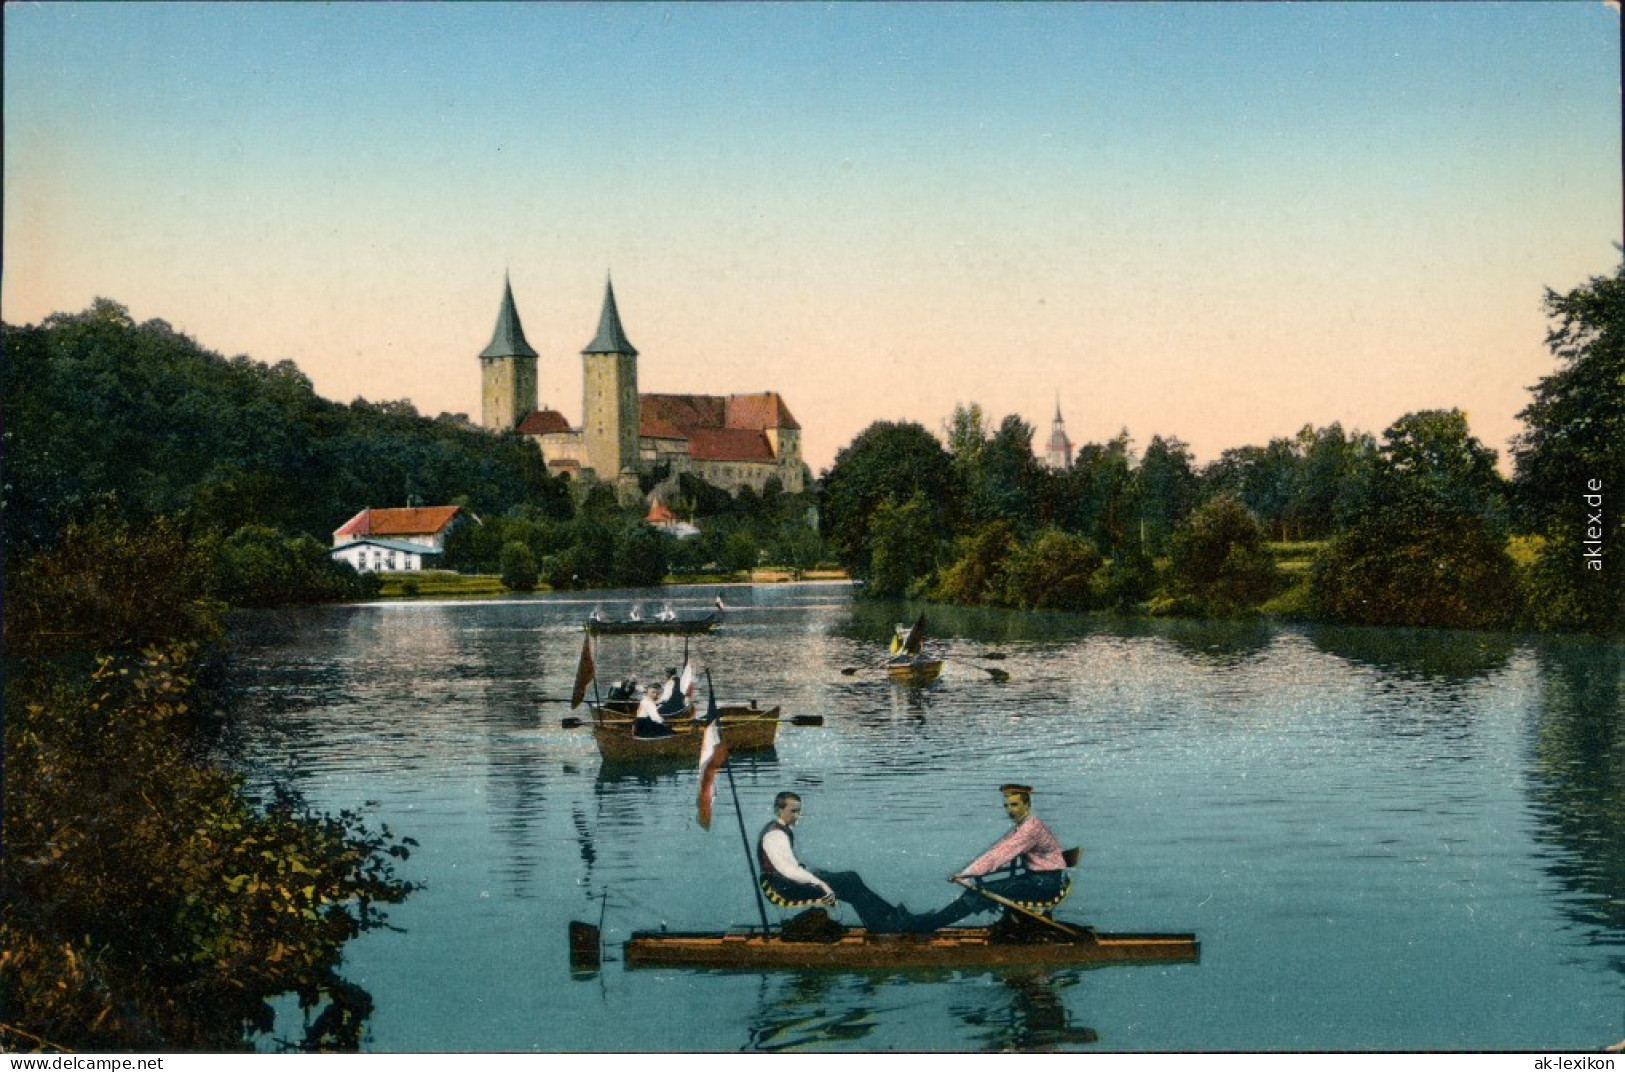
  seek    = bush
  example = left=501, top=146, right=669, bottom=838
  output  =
left=1167, top=497, right=1279, bottom=613
left=1310, top=499, right=1518, bottom=629
left=499, top=541, right=539, bottom=592
left=999, top=528, right=1103, bottom=611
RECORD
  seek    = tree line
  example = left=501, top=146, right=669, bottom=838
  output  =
left=819, top=262, right=1623, bottom=635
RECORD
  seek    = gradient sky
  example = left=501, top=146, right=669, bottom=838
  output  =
left=5, top=2, right=1620, bottom=475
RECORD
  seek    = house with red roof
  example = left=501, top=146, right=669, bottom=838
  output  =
left=476, top=278, right=807, bottom=499
left=330, top=506, right=464, bottom=573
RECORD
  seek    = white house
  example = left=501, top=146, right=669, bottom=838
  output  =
left=330, top=506, right=463, bottom=573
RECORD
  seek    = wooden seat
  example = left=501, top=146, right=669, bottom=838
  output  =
left=760, top=877, right=827, bottom=911
left=1002, top=848, right=1081, bottom=916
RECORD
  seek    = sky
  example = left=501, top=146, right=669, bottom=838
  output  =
left=4, top=2, right=1620, bottom=476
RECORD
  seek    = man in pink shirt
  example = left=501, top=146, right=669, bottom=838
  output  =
left=902, top=784, right=1070, bottom=932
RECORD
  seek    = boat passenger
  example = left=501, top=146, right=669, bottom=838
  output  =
left=901, top=784, right=1069, bottom=932
left=656, top=604, right=676, bottom=622
left=656, top=667, right=688, bottom=716
left=758, top=791, right=909, bottom=933
left=632, top=685, right=673, bottom=739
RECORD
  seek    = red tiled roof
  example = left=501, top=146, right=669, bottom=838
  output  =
left=646, top=500, right=677, bottom=523
left=639, top=413, right=689, bottom=440
left=688, top=428, right=776, bottom=462
left=517, top=409, right=572, bottom=435
left=334, top=506, right=462, bottom=539
left=641, top=394, right=726, bottom=431
left=725, top=392, right=800, bottom=432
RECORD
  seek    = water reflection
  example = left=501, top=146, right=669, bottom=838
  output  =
left=741, top=969, right=1097, bottom=1053
left=956, top=971, right=1100, bottom=1052
left=1528, top=638, right=1625, bottom=949
left=1305, top=622, right=1516, bottom=682
left=1153, top=617, right=1275, bottom=668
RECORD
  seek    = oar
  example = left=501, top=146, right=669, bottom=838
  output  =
left=561, top=714, right=824, bottom=729
left=952, top=877, right=1088, bottom=939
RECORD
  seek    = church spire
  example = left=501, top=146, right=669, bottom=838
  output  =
left=480, top=275, right=538, bottom=359
left=582, top=276, right=638, bottom=356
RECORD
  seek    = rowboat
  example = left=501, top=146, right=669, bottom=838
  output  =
left=604, top=925, right=1199, bottom=971
left=885, top=613, right=942, bottom=686
left=589, top=703, right=781, bottom=761
left=584, top=610, right=720, bottom=636
left=886, top=654, right=944, bottom=686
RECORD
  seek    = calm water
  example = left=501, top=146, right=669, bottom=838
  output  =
left=221, top=583, right=1625, bottom=1052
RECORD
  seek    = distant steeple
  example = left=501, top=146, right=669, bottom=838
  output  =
left=481, top=275, right=538, bottom=359
left=1045, top=396, right=1073, bottom=470
left=582, top=277, right=638, bottom=356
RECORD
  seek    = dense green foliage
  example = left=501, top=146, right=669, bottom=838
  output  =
left=1512, top=261, right=1625, bottom=633
left=823, top=259, right=1622, bottom=634
left=3, top=520, right=415, bottom=1052
left=2, top=299, right=569, bottom=555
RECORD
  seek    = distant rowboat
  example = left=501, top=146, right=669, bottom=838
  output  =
left=584, top=611, right=720, bottom=636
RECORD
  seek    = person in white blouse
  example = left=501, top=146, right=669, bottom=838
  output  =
left=756, top=791, right=907, bottom=932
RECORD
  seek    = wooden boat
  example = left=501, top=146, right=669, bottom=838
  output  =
left=584, top=610, right=720, bottom=636
left=590, top=703, right=781, bottom=761
left=886, top=654, right=944, bottom=686
left=884, top=612, right=942, bottom=686
left=617, top=925, right=1199, bottom=971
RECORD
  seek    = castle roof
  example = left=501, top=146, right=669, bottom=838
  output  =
left=725, top=392, right=801, bottom=432
left=334, top=506, right=462, bottom=540
left=516, top=409, right=572, bottom=435
left=688, top=428, right=777, bottom=463
left=582, top=278, right=637, bottom=356
left=479, top=278, right=538, bottom=360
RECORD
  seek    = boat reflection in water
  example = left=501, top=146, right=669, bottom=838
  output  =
left=739, top=969, right=1098, bottom=1053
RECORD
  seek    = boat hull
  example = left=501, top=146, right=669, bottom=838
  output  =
left=886, top=658, right=943, bottom=686
left=624, top=926, right=1199, bottom=971
left=591, top=705, right=780, bottom=761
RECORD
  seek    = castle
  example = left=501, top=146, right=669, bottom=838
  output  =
left=478, top=278, right=807, bottom=500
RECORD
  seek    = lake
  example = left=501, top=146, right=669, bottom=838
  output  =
left=222, top=583, right=1625, bottom=1052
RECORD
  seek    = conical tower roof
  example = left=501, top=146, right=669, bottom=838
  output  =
left=480, top=277, right=539, bottom=359
left=582, top=277, right=638, bottom=356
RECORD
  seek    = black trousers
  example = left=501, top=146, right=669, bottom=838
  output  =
left=764, top=871, right=902, bottom=931
left=912, top=871, right=1065, bottom=931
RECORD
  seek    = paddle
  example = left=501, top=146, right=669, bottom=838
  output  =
left=952, top=877, right=1089, bottom=939
left=561, top=714, right=824, bottom=730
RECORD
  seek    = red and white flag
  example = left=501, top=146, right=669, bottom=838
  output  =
left=695, top=680, right=728, bottom=830
left=569, top=635, right=595, bottom=710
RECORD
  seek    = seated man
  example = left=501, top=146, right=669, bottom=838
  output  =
left=631, top=685, right=673, bottom=739
left=903, top=784, right=1069, bottom=932
left=757, top=791, right=907, bottom=933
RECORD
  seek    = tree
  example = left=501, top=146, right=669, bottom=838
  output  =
left=1166, top=496, right=1279, bottom=614
left=1511, top=259, right=1625, bottom=633
left=1134, top=435, right=1201, bottom=554
left=819, top=421, right=954, bottom=579
left=499, top=541, right=539, bottom=592
left=866, top=493, right=941, bottom=598
left=999, top=528, right=1103, bottom=611
left=1310, top=410, right=1517, bottom=629
left=931, top=521, right=1017, bottom=606
left=3, top=521, right=414, bottom=1051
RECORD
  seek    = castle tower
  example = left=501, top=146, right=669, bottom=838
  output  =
left=580, top=277, right=639, bottom=480
left=1044, top=399, right=1073, bottom=470
left=479, top=277, right=539, bottom=431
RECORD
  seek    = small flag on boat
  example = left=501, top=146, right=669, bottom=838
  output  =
left=696, top=676, right=728, bottom=831
left=679, top=662, right=696, bottom=703
left=569, top=635, right=595, bottom=710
